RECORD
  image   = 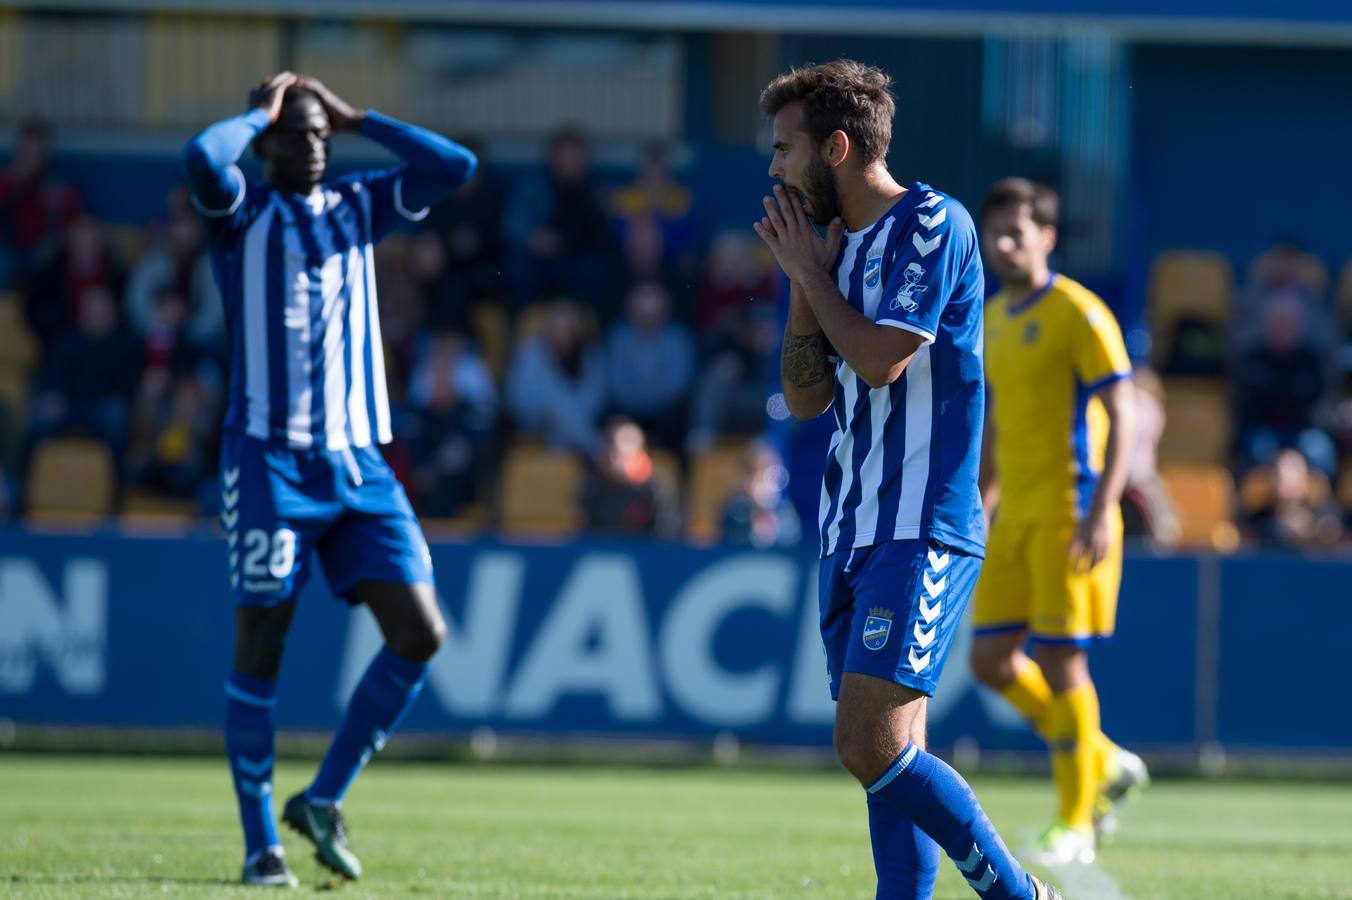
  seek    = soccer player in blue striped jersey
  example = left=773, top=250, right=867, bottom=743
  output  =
left=184, top=72, right=476, bottom=887
left=756, top=61, right=1061, bottom=900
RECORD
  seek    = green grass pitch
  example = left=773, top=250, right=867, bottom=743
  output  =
left=2, top=754, right=1350, bottom=898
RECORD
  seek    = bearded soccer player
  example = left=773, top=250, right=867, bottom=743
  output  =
left=970, top=178, right=1149, bottom=866
left=756, top=61, right=1062, bottom=900
left=183, top=73, right=476, bottom=887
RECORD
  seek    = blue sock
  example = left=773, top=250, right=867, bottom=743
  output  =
left=308, top=647, right=428, bottom=804
left=867, top=743, right=1034, bottom=900
left=867, top=791, right=940, bottom=899
left=225, top=672, right=280, bottom=861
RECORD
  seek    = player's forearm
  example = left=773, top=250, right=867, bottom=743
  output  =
left=360, top=111, right=478, bottom=189
left=797, top=269, right=919, bottom=390
left=780, top=283, right=833, bottom=419
left=182, top=109, right=271, bottom=204
left=1087, top=380, right=1136, bottom=518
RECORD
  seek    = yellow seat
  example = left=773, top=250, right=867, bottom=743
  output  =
left=26, top=438, right=116, bottom=524
left=1159, top=463, right=1237, bottom=550
left=498, top=444, right=584, bottom=537
left=0, top=293, right=38, bottom=370
left=1148, top=251, right=1235, bottom=369
left=686, top=441, right=749, bottom=543
left=120, top=489, right=198, bottom=528
left=1158, top=377, right=1231, bottom=466
left=469, top=302, right=509, bottom=382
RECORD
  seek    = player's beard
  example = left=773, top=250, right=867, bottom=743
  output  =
left=801, top=153, right=842, bottom=227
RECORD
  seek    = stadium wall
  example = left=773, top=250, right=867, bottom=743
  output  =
left=1, top=528, right=1348, bottom=755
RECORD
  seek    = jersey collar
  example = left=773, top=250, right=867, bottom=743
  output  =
left=1005, top=272, right=1058, bottom=317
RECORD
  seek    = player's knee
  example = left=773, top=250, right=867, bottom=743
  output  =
left=388, top=616, right=446, bottom=663
left=969, top=645, right=1020, bottom=688
left=234, top=618, right=291, bottom=680
left=833, top=720, right=883, bottom=785
left=1031, top=643, right=1087, bottom=689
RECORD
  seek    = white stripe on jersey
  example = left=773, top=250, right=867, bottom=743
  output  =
left=344, top=242, right=372, bottom=449
left=276, top=201, right=314, bottom=445
left=363, top=242, right=393, bottom=444
left=312, top=199, right=351, bottom=452
left=894, top=343, right=933, bottom=539
left=242, top=199, right=277, bottom=441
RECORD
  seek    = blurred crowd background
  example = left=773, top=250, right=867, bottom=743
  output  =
left=1, top=7, right=1350, bottom=554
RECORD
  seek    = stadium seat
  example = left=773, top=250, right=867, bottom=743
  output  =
left=1147, top=250, right=1234, bottom=372
left=0, top=292, right=38, bottom=369
left=1159, top=463, right=1237, bottom=550
left=104, top=222, right=148, bottom=266
left=26, top=438, right=117, bottom=524
left=498, top=443, right=584, bottom=536
left=1157, top=377, right=1231, bottom=466
left=469, top=303, right=509, bottom=382
left=686, top=440, right=749, bottom=544
left=120, top=489, right=198, bottom=528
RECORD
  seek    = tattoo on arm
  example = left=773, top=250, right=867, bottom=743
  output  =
left=783, top=332, right=830, bottom=388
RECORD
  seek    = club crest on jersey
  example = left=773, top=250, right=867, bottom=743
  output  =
left=891, top=263, right=928, bottom=312
left=1022, top=321, right=1040, bottom=344
left=863, top=246, right=884, bottom=288
left=863, top=608, right=894, bottom=651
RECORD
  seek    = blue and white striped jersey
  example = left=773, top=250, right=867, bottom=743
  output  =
left=817, top=182, right=986, bottom=558
left=186, top=109, right=475, bottom=452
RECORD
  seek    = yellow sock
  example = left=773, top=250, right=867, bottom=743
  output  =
left=998, top=659, right=1053, bottom=732
left=1047, top=682, right=1101, bottom=830
left=1094, top=729, right=1121, bottom=784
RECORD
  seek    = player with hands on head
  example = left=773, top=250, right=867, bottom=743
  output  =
left=184, top=72, right=476, bottom=888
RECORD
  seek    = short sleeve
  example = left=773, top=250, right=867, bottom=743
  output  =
left=875, top=195, right=973, bottom=343
left=1072, top=297, right=1132, bottom=390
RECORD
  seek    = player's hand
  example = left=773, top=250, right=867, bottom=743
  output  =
left=753, top=185, right=844, bottom=284
left=295, top=76, right=367, bottom=131
left=250, top=72, right=298, bottom=124
left=1070, top=508, right=1112, bottom=573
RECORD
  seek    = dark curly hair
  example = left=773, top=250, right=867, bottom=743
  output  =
left=759, top=59, right=895, bottom=165
left=980, top=177, right=1060, bottom=228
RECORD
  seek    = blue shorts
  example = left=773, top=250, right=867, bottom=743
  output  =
left=819, top=539, right=980, bottom=698
left=219, top=432, right=434, bottom=607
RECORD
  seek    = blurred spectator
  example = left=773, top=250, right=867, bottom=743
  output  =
left=425, top=141, right=507, bottom=311
left=615, top=216, right=689, bottom=317
left=1119, top=367, right=1180, bottom=545
left=604, top=282, right=694, bottom=450
left=720, top=440, right=801, bottom=548
left=694, top=230, right=777, bottom=333
left=609, top=142, right=696, bottom=266
left=408, top=230, right=469, bottom=334
left=1241, top=448, right=1342, bottom=548
left=582, top=417, right=679, bottom=538
left=1235, top=239, right=1330, bottom=355
left=507, top=298, right=605, bottom=453
left=124, top=186, right=223, bottom=348
left=503, top=128, right=613, bottom=309
left=687, top=303, right=779, bottom=455
left=371, top=237, right=426, bottom=401
left=0, top=117, right=82, bottom=287
left=27, top=285, right=141, bottom=460
left=25, top=213, right=126, bottom=352
left=130, top=375, right=218, bottom=501
left=1233, top=292, right=1335, bottom=475
left=406, top=330, right=498, bottom=517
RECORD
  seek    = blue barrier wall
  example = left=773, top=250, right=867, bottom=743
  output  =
left=0, top=528, right=1348, bottom=752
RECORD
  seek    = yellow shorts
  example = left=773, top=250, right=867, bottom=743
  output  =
left=972, top=512, right=1122, bottom=645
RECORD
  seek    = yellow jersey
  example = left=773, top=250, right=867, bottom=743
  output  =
left=984, top=273, right=1131, bottom=524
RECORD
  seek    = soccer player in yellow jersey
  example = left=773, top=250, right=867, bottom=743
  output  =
left=970, top=178, right=1149, bottom=866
